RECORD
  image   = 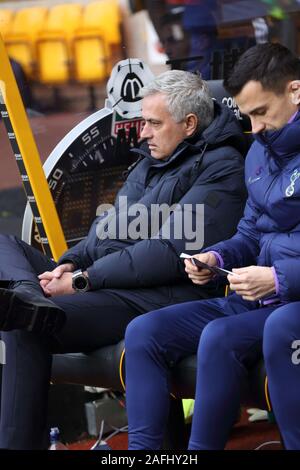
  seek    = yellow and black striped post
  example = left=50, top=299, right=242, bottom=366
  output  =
left=0, top=33, right=67, bottom=260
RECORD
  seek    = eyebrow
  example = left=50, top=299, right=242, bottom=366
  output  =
left=247, top=106, right=267, bottom=116
left=144, top=118, right=162, bottom=124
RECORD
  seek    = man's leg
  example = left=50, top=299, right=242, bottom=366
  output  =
left=0, top=235, right=66, bottom=333
left=0, top=330, right=52, bottom=449
left=0, top=234, right=56, bottom=281
left=0, top=288, right=162, bottom=449
left=125, top=295, right=259, bottom=450
left=263, top=302, right=300, bottom=450
left=188, top=304, right=279, bottom=450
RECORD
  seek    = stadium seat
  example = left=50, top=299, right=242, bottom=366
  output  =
left=0, top=9, right=14, bottom=40
left=73, top=32, right=107, bottom=84
left=4, top=6, right=48, bottom=79
left=36, top=3, right=83, bottom=84
left=95, top=0, right=121, bottom=48
left=73, top=0, right=121, bottom=84
left=72, top=2, right=109, bottom=108
left=96, top=0, right=122, bottom=72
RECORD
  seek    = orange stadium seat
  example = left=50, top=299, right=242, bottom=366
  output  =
left=73, top=5, right=107, bottom=84
left=0, top=9, right=14, bottom=40
left=37, top=3, right=83, bottom=84
left=95, top=0, right=122, bottom=71
left=73, top=0, right=122, bottom=84
left=87, top=0, right=121, bottom=47
left=4, top=6, right=48, bottom=79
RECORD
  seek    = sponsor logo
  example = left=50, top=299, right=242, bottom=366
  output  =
left=291, top=339, right=300, bottom=365
left=285, top=169, right=300, bottom=197
left=0, top=340, right=6, bottom=365
left=120, top=73, right=143, bottom=103
left=112, top=113, right=144, bottom=140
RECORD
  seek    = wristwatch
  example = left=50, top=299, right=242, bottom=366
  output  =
left=72, top=269, right=91, bottom=292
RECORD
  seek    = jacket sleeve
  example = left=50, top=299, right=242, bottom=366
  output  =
left=58, top=238, right=88, bottom=268
left=273, top=259, right=300, bottom=302
left=205, top=197, right=261, bottom=269
left=57, top=217, right=101, bottom=268
left=86, top=154, right=246, bottom=290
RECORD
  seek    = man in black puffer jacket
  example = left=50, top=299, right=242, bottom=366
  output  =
left=0, top=70, right=246, bottom=449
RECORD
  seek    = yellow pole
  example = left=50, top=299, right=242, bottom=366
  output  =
left=0, top=33, right=67, bottom=260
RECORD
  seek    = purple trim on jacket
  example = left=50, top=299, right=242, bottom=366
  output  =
left=288, top=110, right=299, bottom=124
left=210, top=251, right=224, bottom=268
left=271, top=266, right=279, bottom=295
left=259, top=267, right=280, bottom=306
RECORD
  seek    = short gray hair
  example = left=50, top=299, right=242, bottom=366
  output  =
left=140, top=70, right=214, bottom=132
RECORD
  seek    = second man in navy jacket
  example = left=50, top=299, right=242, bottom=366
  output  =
left=125, top=43, right=300, bottom=450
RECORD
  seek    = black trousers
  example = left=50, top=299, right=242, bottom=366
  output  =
left=0, top=235, right=195, bottom=449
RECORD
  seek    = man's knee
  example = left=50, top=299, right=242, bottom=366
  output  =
left=125, top=311, right=165, bottom=354
left=197, top=318, right=234, bottom=366
left=0, top=234, right=18, bottom=246
left=263, top=304, right=300, bottom=366
left=1, top=329, right=43, bottom=351
left=0, top=235, right=25, bottom=259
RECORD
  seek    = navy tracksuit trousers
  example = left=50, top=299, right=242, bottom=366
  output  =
left=125, top=295, right=300, bottom=450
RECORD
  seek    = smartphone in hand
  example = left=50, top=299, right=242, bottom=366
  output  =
left=180, top=253, right=239, bottom=277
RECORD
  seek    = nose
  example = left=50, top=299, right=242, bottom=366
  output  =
left=140, top=121, right=151, bottom=139
left=250, top=117, right=265, bottom=134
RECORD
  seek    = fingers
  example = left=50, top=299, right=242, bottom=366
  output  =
left=42, top=283, right=55, bottom=297
left=228, top=280, right=249, bottom=294
left=228, top=272, right=247, bottom=287
left=40, top=276, right=57, bottom=292
left=38, top=265, right=65, bottom=281
left=40, top=281, right=51, bottom=296
left=228, top=280, right=260, bottom=300
left=193, top=252, right=214, bottom=264
left=188, top=276, right=212, bottom=285
left=188, top=270, right=212, bottom=281
left=184, top=259, right=198, bottom=273
left=38, top=271, right=54, bottom=281
left=184, top=259, right=212, bottom=276
left=232, top=267, right=250, bottom=274
left=241, top=294, right=259, bottom=301
left=185, top=259, right=214, bottom=285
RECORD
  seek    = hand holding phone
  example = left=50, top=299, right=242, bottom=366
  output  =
left=180, top=253, right=239, bottom=277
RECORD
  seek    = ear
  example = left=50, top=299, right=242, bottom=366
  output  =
left=288, top=80, right=300, bottom=105
left=184, top=113, right=198, bottom=137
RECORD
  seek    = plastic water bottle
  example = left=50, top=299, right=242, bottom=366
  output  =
left=49, top=427, right=68, bottom=450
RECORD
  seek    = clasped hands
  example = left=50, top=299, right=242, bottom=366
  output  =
left=38, top=262, right=75, bottom=297
left=184, top=252, right=276, bottom=301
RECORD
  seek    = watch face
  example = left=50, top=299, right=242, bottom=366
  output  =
left=74, top=275, right=88, bottom=291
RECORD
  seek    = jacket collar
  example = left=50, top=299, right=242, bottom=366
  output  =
left=254, top=110, right=300, bottom=162
left=130, top=135, right=204, bottom=169
left=130, top=101, right=245, bottom=168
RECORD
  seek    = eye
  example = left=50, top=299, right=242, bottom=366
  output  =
left=255, top=109, right=266, bottom=116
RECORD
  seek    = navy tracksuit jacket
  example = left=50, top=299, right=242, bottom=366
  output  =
left=125, top=110, right=300, bottom=450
